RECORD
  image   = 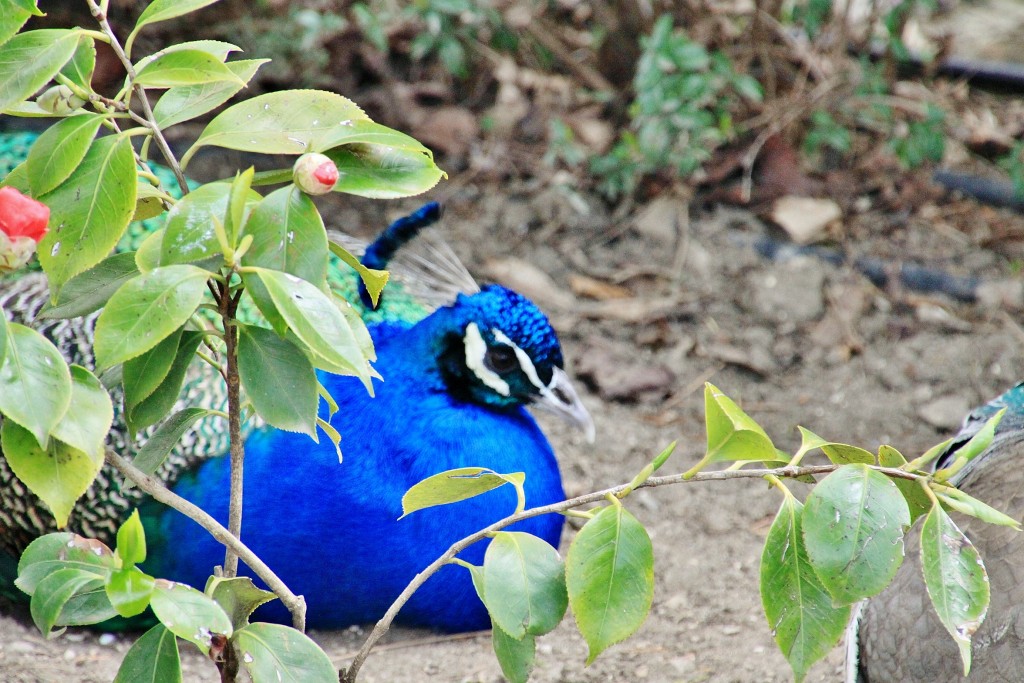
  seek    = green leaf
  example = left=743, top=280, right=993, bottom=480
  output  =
left=204, top=576, right=277, bottom=631
left=315, top=417, right=342, bottom=462
left=127, top=0, right=224, bottom=55
left=247, top=267, right=372, bottom=383
left=17, top=533, right=115, bottom=595
left=820, top=443, right=876, bottom=465
left=877, top=445, right=930, bottom=523
left=132, top=181, right=173, bottom=222
left=325, top=141, right=445, bottom=199
left=116, top=509, right=147, bottom=565
left=702, top=382, right=782, bottom=464
left=152, top=58, right=267, bottom=129
left=760, top=494, right=849, bottom=682
left=123, top=328, right=184, bottom=411
left=483, top=531, right=567, bottom=638
left=38, top=134, right=137, bottom=292
left=125, top=331, right=203, bottom=436
left=243, top=185, right=328, bottom=287
left=566, top=504, right=654, bottom=664
left=150, top=579, right=232, bottom=655
left=237, top=325, right=318, bottom=437
left=919, top=503, right=989, bottom=675
left=933, top=486, right=1022, bottom=529
left=58, top=35, right=95, bottom=92
left=50, top=365, right=113, bottom=458
left=401, top=467, right=524, bottom=518
left=105, top=566, right=155, bottom=618
left=159, top=182, right=241, bottom=267
left=114, top=624, right=181, bottom=683
left=328, top=238, right=388, bottom=307
left=492, top=618, right=536, bottom=683
left=0, top=29, right=79, bottom=111
left=0, top=314, right=7, bottom=368
left=135, top=228, right=165, bottom=273
left=183, top=90, right=370, bottom=165
left=30, top=567, right=100, bottom=637
left=0, top=3, right=32, bottom=50
left=2, top=421, right=102, bottom=527
left=93, top=265, right=209, bottom=370
left=26, top=113, right=104, bottom=196
left=801, top=464, right=910, bottom=605
left=134, top=49, right=245, bottom=88
left=232, top=622, right=337, bottom=683
left=55, top=582, right=118, bottom=626
left=935, top=408, right=1006, bottom=482
left=0, top=323, right=72, bottom=447
left=38, top=251, right=140, bottom=320
left=225, top=167, right=254, bottom=247
left=137, top=40, right=242, bottom=67
left=128, top=408, right=214, bottom=485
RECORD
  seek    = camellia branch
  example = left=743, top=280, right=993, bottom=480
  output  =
left=104, top=449, right=307, bottom=631
left=340, top=461, right=923, bottom=682
left=85, top=0, right=190, bottom=196
left=219, top=280, right=245, bottom=578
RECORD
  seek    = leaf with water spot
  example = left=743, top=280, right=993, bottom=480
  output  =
left=233, top=622, right=337, bottom=682
left=802, top=464, right=910, bottom=605
left=93, top=265, right=209, bottom=370
left=150, top=580, right=231, bottom=655
left=184, top=90, right=370, bottom=164
left=920, top=502, right=989, bottom=675
left=0, top=322, right=72, bottom=447
left=760, top=493, right=849, bottom=682
left=38, top=134, right=137, bottom=293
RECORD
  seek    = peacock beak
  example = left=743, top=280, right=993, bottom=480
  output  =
left=532, top=367, right=596, bottom=443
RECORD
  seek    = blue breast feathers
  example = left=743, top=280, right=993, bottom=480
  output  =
left=144, top=280, right=577, bottom=630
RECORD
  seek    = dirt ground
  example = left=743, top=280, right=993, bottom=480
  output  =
left=4, top=2, right=1024, bottom=682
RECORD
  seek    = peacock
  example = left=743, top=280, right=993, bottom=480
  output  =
left=848, top=383, right=1024, bottom=681
left=0, top=130, right=594, bottom=631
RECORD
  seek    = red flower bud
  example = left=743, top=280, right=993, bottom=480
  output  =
left=0, top=187, right=49, bottom=242
left=0, top=187, right=49, bottom=273
left=293, top=153, right=339, bottom=195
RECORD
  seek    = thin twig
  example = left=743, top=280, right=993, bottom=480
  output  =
left=86, top=0, right=190, bottom=196
left=104, top=450, right=306, bottom=631
left=340, top=461, right=921, bottom=682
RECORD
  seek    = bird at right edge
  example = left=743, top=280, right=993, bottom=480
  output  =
left=848, top=383, right=1024, bottom=682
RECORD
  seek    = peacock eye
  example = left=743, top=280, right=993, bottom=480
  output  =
left=484, top=345, right=518, bottom=374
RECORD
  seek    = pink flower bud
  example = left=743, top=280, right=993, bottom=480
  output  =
left=293, top=153, right=339, bottom=195
left=0, top=187, right=49, bottom=273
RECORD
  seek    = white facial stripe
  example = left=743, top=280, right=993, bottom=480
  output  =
left=464, top=323, right=510, bottom=396
left=492, top=329, right=548, bottom=393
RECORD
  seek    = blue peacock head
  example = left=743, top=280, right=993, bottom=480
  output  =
left=434, top=284, right=594, bottom=439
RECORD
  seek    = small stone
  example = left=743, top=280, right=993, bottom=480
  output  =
left=721, top=624, right=741, bottom=636
left=919, top=395, right=971, bottom=431
left=99, top=633, right=117, bottom=646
